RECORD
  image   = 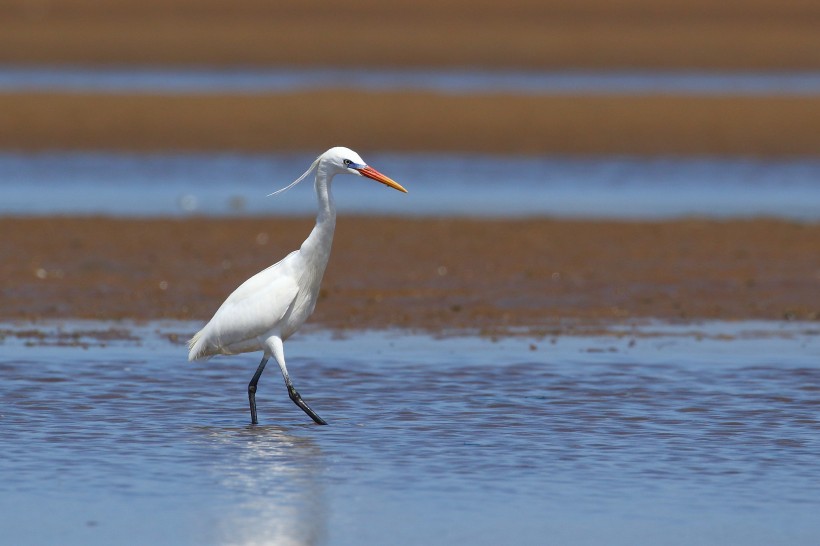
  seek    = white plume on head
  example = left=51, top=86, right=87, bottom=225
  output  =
left=267, top=154, right=322, bottom=197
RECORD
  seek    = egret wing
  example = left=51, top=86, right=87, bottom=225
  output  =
left=190, top=253, right=302, bottom=358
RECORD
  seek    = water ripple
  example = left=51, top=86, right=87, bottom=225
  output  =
left=0, top=322, right=818, bottom=545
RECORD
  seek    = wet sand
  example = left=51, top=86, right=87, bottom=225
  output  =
left=3, top=217, right=817, bottom=334
left=3, top=92, right=819, bottom=156
left=2, top=0, right=818, bottom=69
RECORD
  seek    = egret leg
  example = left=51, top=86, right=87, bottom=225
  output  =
left=266, top=335, right=328, bottom=425
left=248, top=356, right=268, bottom=425
left=286, top=382, right=328, bottom=425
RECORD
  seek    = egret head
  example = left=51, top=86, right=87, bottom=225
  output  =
left=322, top=146, right=408, bottom=193
left=269, top=146, right=407, bottom=197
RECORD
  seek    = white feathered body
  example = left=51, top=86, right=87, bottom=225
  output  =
left=188, top=170, right=336, bottom=361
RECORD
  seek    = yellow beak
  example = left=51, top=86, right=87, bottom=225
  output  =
left=357, top=166, right=408, bottom=193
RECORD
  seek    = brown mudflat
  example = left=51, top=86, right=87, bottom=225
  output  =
left=1, top=0, right=819, bottom=69
left=3, top=92, right=818, bottom=156
left=3, top=217, right=818, bottom=335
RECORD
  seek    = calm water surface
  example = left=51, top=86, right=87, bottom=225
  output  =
left=3, top=152, right=819, bottom=220
left=1, top=321, right=818, bottom=545
left=2, top=66, right=820, bottom=96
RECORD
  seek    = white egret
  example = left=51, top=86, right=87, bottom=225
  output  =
left=188, top=147, right=407, bottom=425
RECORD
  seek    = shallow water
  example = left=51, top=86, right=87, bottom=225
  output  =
left=3, top=152, right=819, bottom=220
left=1, top=66, right=820, bottom=96
left=1, top=321, right=818, bottom=545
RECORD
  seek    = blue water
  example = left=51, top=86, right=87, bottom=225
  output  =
left=2, top=152, right=819, bottom=220
left=2, top=66, right=820, bottom=96
left=0, top=321, right=818, bottom=545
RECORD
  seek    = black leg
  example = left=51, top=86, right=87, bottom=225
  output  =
left=248, top=357, right=268, bottom=425
left=287, top=384, right=328, bottom=425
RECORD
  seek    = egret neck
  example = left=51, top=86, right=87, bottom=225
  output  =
left=298, top=159, right=337, bottom=284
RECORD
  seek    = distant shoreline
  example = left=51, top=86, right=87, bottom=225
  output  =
left=1, top=0, right=818, bottom=70
left=2, top=92, right=818, bottom=155
left=2, top=0, right=818, bottom=156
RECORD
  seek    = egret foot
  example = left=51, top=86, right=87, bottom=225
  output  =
left=288, top=385, right=327, bottom=425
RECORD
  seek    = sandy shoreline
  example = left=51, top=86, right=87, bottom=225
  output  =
left=2, top=0, right=818, bottom=69
left=3, top=217, right=817, bottom=335
left=3, top=92, right=818, bottom=156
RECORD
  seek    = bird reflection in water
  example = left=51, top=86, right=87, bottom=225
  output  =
left=197, top=425, right=327, bottom=546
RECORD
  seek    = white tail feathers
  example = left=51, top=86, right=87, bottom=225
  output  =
left=267, top=154, right=322, bottom=197
left=187, top=329, right=210, bottom=361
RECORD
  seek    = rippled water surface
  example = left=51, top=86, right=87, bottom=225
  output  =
left=1, top=322, right=818, bottom=545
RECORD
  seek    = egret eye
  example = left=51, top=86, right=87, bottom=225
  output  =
left=343, top=159, right=352, bottom=167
